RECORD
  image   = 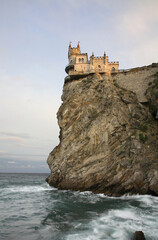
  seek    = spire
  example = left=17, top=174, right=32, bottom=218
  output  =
left=92, top=52, right=94, bottom=57
left=68, top=42, right=72, bottom=58
left=77, top=41, right=80, bottom=49
left=69, top=41, right=72, bottom=49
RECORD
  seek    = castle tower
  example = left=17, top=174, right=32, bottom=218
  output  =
left=68, top=42, right=81, bottom=58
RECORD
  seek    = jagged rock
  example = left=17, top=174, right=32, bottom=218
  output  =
left=134, top=231, right=146, bottom=240
left=46, top=72, right=158, bottom=196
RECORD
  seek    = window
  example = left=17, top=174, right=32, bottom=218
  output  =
left=79, top=58, right=81, bottom=62
left=98, top=65, right=101, bottom=69
left=112, top=67, right=115, bottom=72
left=82, top=58, right=84, bottom=63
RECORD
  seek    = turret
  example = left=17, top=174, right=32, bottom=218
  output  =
left=103, top=51, right=106, bottom=64
left=68, top=42, right=81, bottom=58
left=68, top=42, right=72, bottom=58
left=77, top=41, right=80, bottom=50
left=90, top=52, right=94, bottom=65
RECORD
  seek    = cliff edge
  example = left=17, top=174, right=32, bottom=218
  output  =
left=46, top=66, right=158, bottom=196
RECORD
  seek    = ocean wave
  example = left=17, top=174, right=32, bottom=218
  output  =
left=71, top=190, right=158, bottom=206
left=65, top=203, right=158, bottom=240
left=0, top=184, right=55, bottom=193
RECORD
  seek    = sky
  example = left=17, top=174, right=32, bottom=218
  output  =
left=0, top=0, right=158, bottom=173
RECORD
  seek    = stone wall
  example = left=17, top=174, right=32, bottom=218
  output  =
left=73, top=63, right=90, bottom=73
left=113, top=64, right=158, bottom=102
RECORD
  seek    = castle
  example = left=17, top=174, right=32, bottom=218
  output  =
left=65, top=42, right=119, bottom=77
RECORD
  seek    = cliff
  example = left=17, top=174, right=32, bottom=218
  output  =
left=46, top=65, right=158, bottom=196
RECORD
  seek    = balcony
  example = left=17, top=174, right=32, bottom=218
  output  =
left=65, top=64, right=74, bottom=74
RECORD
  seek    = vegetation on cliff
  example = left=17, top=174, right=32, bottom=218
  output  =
left=146, top=71, right=158, bottom=118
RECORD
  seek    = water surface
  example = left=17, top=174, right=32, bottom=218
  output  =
left=0, top=173, right=157, bottom=240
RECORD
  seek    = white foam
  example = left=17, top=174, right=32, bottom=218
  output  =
left=109, top=209, right=140, bottom=220
left=65, top=194, right=158, bottom=240
left=1, top=184, right=54, bottom=193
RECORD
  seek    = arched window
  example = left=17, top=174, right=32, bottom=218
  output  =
left=79, top=58, right=81, bottom=63
left=98, top=65, right=101, bottom=69
left=112, top=67, right=115, bottom=72
left=82, top=58, right=84, bottom=63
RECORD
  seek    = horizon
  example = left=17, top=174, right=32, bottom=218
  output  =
left=0, top=0, right=158, bottom=173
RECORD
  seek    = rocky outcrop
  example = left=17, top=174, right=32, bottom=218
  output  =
left=46, top=71, right=158, bottom=196
left=134, top=231, right=146, bottom=240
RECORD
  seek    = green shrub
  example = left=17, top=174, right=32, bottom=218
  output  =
left=138, top=124, right=148, bottom=132
left=86, top=136, right=90, bottom=141
left=139, top=133, right=148, bottom=143
left=88, top=109, right=99, bottom=120
left=153, top=78, right=158, bottom=88
left=154, top=72, right=158, bottom=78
left=152, top=63, right=157, bottom=68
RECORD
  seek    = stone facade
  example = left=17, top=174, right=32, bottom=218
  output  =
left=65, top=42, right=119, bottom=76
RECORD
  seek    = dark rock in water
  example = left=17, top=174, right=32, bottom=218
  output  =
left=45, top=176, right=50, bottom=183
left=134, top=231, right=146, bottom=240
left=46, top=66, right=158, bottom=196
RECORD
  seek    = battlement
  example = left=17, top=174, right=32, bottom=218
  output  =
left=66, top=43, right=119, bottom=77
left=109, top=61, right=119, bottom=64
left=92, top=56, right=104, bottom=59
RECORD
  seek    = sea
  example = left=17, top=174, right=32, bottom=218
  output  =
left=0, top=173, right=157, bottom=240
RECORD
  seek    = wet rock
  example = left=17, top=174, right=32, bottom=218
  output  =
left=134, top=231, right=146, bottom=240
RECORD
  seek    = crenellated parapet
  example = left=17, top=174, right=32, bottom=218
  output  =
left=65, top=42, right=119, bottom=77
left=68, top=42, right=81, bottom=57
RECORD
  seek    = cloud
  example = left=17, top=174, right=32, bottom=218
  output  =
left=13, top=76, right=22, bottom=81
left=118, top=0, right=158, bottom=39
left=112, top=0, right=158, bottom=68
left=66, top=0, right=87, bottom=9
left=0, top=158, right=49, bottom=173
left=122, top=15, right=147, bottom=38
left=129, top=37, right=158, bottom=66
left=0, top=150, right=7, bottom=154
left=18, top=143, right=42, bottom=149
left=0, top=136, right=25, bottom=143
left=0, top=132, right=30, bottom=139
left=0, top=153, right=47, bottom=162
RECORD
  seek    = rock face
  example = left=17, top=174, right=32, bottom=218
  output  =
left=134, top=231, right=146, bottom=240
left=146, top=71, right=158, bottom=118
left=46, top=71, right=158, bottom=196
